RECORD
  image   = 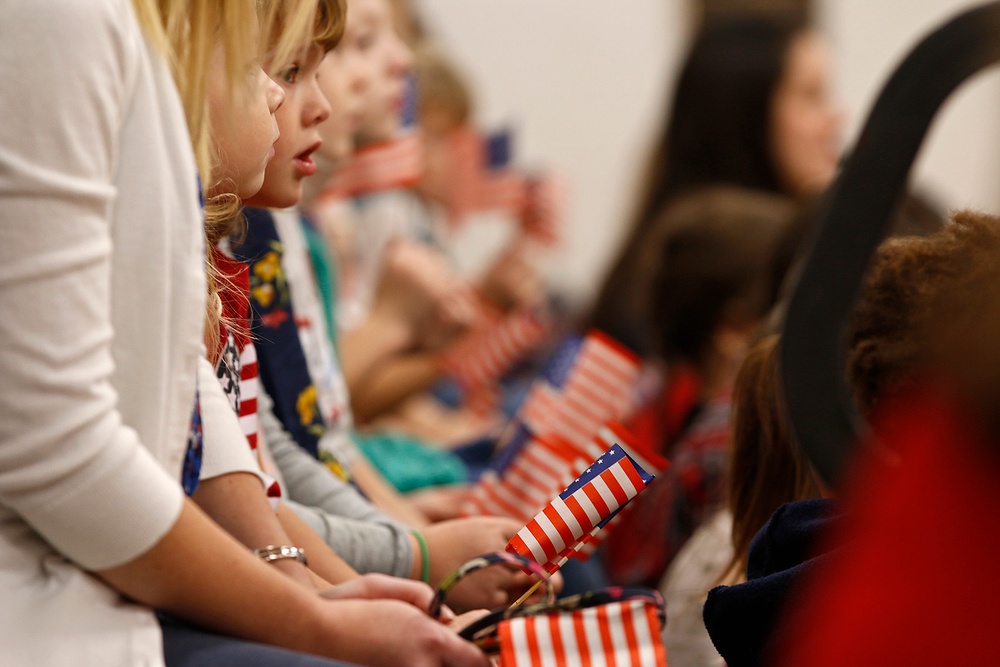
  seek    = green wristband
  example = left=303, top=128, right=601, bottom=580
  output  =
left=411, top=529, right=431, bottom=584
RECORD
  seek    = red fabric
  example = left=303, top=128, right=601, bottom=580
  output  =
left=627, top=365, right=702, bottom=465
left=776, top=386, right=1000, bottom=666
left=601, top=367, right=707, bottom=586
left=213, top=247, right=251, bottom=355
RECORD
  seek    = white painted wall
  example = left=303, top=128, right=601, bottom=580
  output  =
left=416, top=0, right=1000, bottom=307
left=820, top=0, right=1000, bottom=215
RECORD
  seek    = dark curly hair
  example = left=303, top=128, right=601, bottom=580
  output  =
left=848, top=210, right=1000, bottom=418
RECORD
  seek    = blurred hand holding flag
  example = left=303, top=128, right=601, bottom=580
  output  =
left=319, top=133, right=424, bottom=200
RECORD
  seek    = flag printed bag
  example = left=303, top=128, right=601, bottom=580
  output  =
left=430, top=552, right=668, bottom=665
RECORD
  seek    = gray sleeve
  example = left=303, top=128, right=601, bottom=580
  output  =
left=284, top=499, right=413, bottom=578
left=258, top=387, right=414, bottom=576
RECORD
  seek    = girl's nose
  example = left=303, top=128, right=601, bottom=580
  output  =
left=308, top=80, right=331, bottom=126
left=266, top=73, right=285, bottom=114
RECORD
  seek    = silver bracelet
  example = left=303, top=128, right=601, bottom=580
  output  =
left=253, top=545, right=308, bottom=566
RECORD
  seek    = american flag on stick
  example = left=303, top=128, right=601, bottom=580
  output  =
left=497, top=598, right=668, bottom=667
left=441, top=307, right=551, bottom=394
left=462, top=429, right=587, bottom=522
left=506, top=443, right=655, bottom=574
left=460, top=331, right=648, bottom=522
left=444, top=125, right=531, bottom=225
left=519, top=331, right=641, bottom=445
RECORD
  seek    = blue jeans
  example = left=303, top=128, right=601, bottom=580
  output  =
left=159, top=614, right=359, bottom=666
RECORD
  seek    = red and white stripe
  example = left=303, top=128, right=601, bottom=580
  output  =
left=477, top=170, right=528, bottom=216
left=444, top=125, right=486, bottom=225
left=461, top=330, right=643, bottom=524
left=517, top=332, right=640, bottom=448
left=462, top=435, right=585, bottom=521
left=238, top=341, right=260, bottom=451
left=550, top=425, right=663, bottom=562
left=506, top=454, right=648, bottom=572
left=443, top=125, right=535, bottom=227
left=462, top=421, right=655, bottom=529
left=321, top=133, right=423, bottom=199
left=560, top=332, right=641, bottom=417
left=443, top=308, right=550, bottom=391
left=497, top=599, right=667, bottom=667
left=518, top=382, right=563, bottom=436
left=237, top=341, right=282, bottom=504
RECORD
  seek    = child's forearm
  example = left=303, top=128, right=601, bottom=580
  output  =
left=350, top=455, right=431, bottom=529
left=349, top=352, right=443, bottom=423
left=340, top=309, right=414, bottom=391
left=191, top=471, right=316, bottom=589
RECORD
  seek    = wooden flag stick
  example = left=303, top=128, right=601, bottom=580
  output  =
left=510, top=579, right=545, bottom=609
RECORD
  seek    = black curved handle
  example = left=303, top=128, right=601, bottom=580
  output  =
left=780, top=2, right=1000, bottom=487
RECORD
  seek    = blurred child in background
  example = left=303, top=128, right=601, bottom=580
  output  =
left=229, top=0, right=551, bottom=612
left=586, top=11, right=840, bottom=357
left=602, top=186, right=801, bottom=589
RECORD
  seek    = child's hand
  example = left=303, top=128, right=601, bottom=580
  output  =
left=316, top=574, right=490, bottom=666
left=319, top=572, right=441, bottom=613
left=407, top=484, right=472, bottom=523
left=312, top=596, right=489, bottom=666
left=423, top=517, right=563, bottom=612
left=373, top=239, right=479, bottom=349
left=477, top=237, right=545, bottom=312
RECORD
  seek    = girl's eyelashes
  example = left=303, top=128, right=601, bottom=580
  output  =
left=280, top=63, right=301, bottom=85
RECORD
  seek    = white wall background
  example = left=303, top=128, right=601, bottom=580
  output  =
left=821, top=0, right=1000, bottom=214
left=417, top=0, right=1000, bottom=308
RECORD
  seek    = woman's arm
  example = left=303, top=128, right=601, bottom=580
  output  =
left=99, top=500, right=489, bottom=665
left=192, top=472, right=317, bottom=587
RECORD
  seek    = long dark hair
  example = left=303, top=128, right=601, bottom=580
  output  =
left=726, top=333, right=821, bottom=579
left=585, top=12, right=807, bottom=355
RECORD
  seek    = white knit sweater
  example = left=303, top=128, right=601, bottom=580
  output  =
left=0, top=0, right=203, bottom=663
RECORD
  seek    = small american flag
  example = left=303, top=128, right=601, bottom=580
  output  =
left=441, top=307, right=550, bottom=393
left=443, top=125, right=531, bottom=225
left=519, top=331, right=641, bottom=446
left=506, top=444, right=654, bottom=574
left=462, top=430, right=587, bottom=521
left=460, top=331, right=647, bottom=522
left=497, top=598, right=668, bottom=666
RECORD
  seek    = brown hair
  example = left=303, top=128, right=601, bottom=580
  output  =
left=847, top=210, right=1000, bottom=439
left=415, top=45, right=473, bottom=132
left=847, top=211, right=1000, bottom=418
left=648, top=187, right=798, bottom=368
left=725, top=334, right=821, bottom=577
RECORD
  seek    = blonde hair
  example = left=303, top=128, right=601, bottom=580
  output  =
left=260, top=0, right=345, bottom=78
left=130, top=0, right=171, bottom=58
left=415, top=45, right=473, bottom=130
left=150, top=1, right=258, bottom=357
left=151, top=0, right=344, bottom=360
